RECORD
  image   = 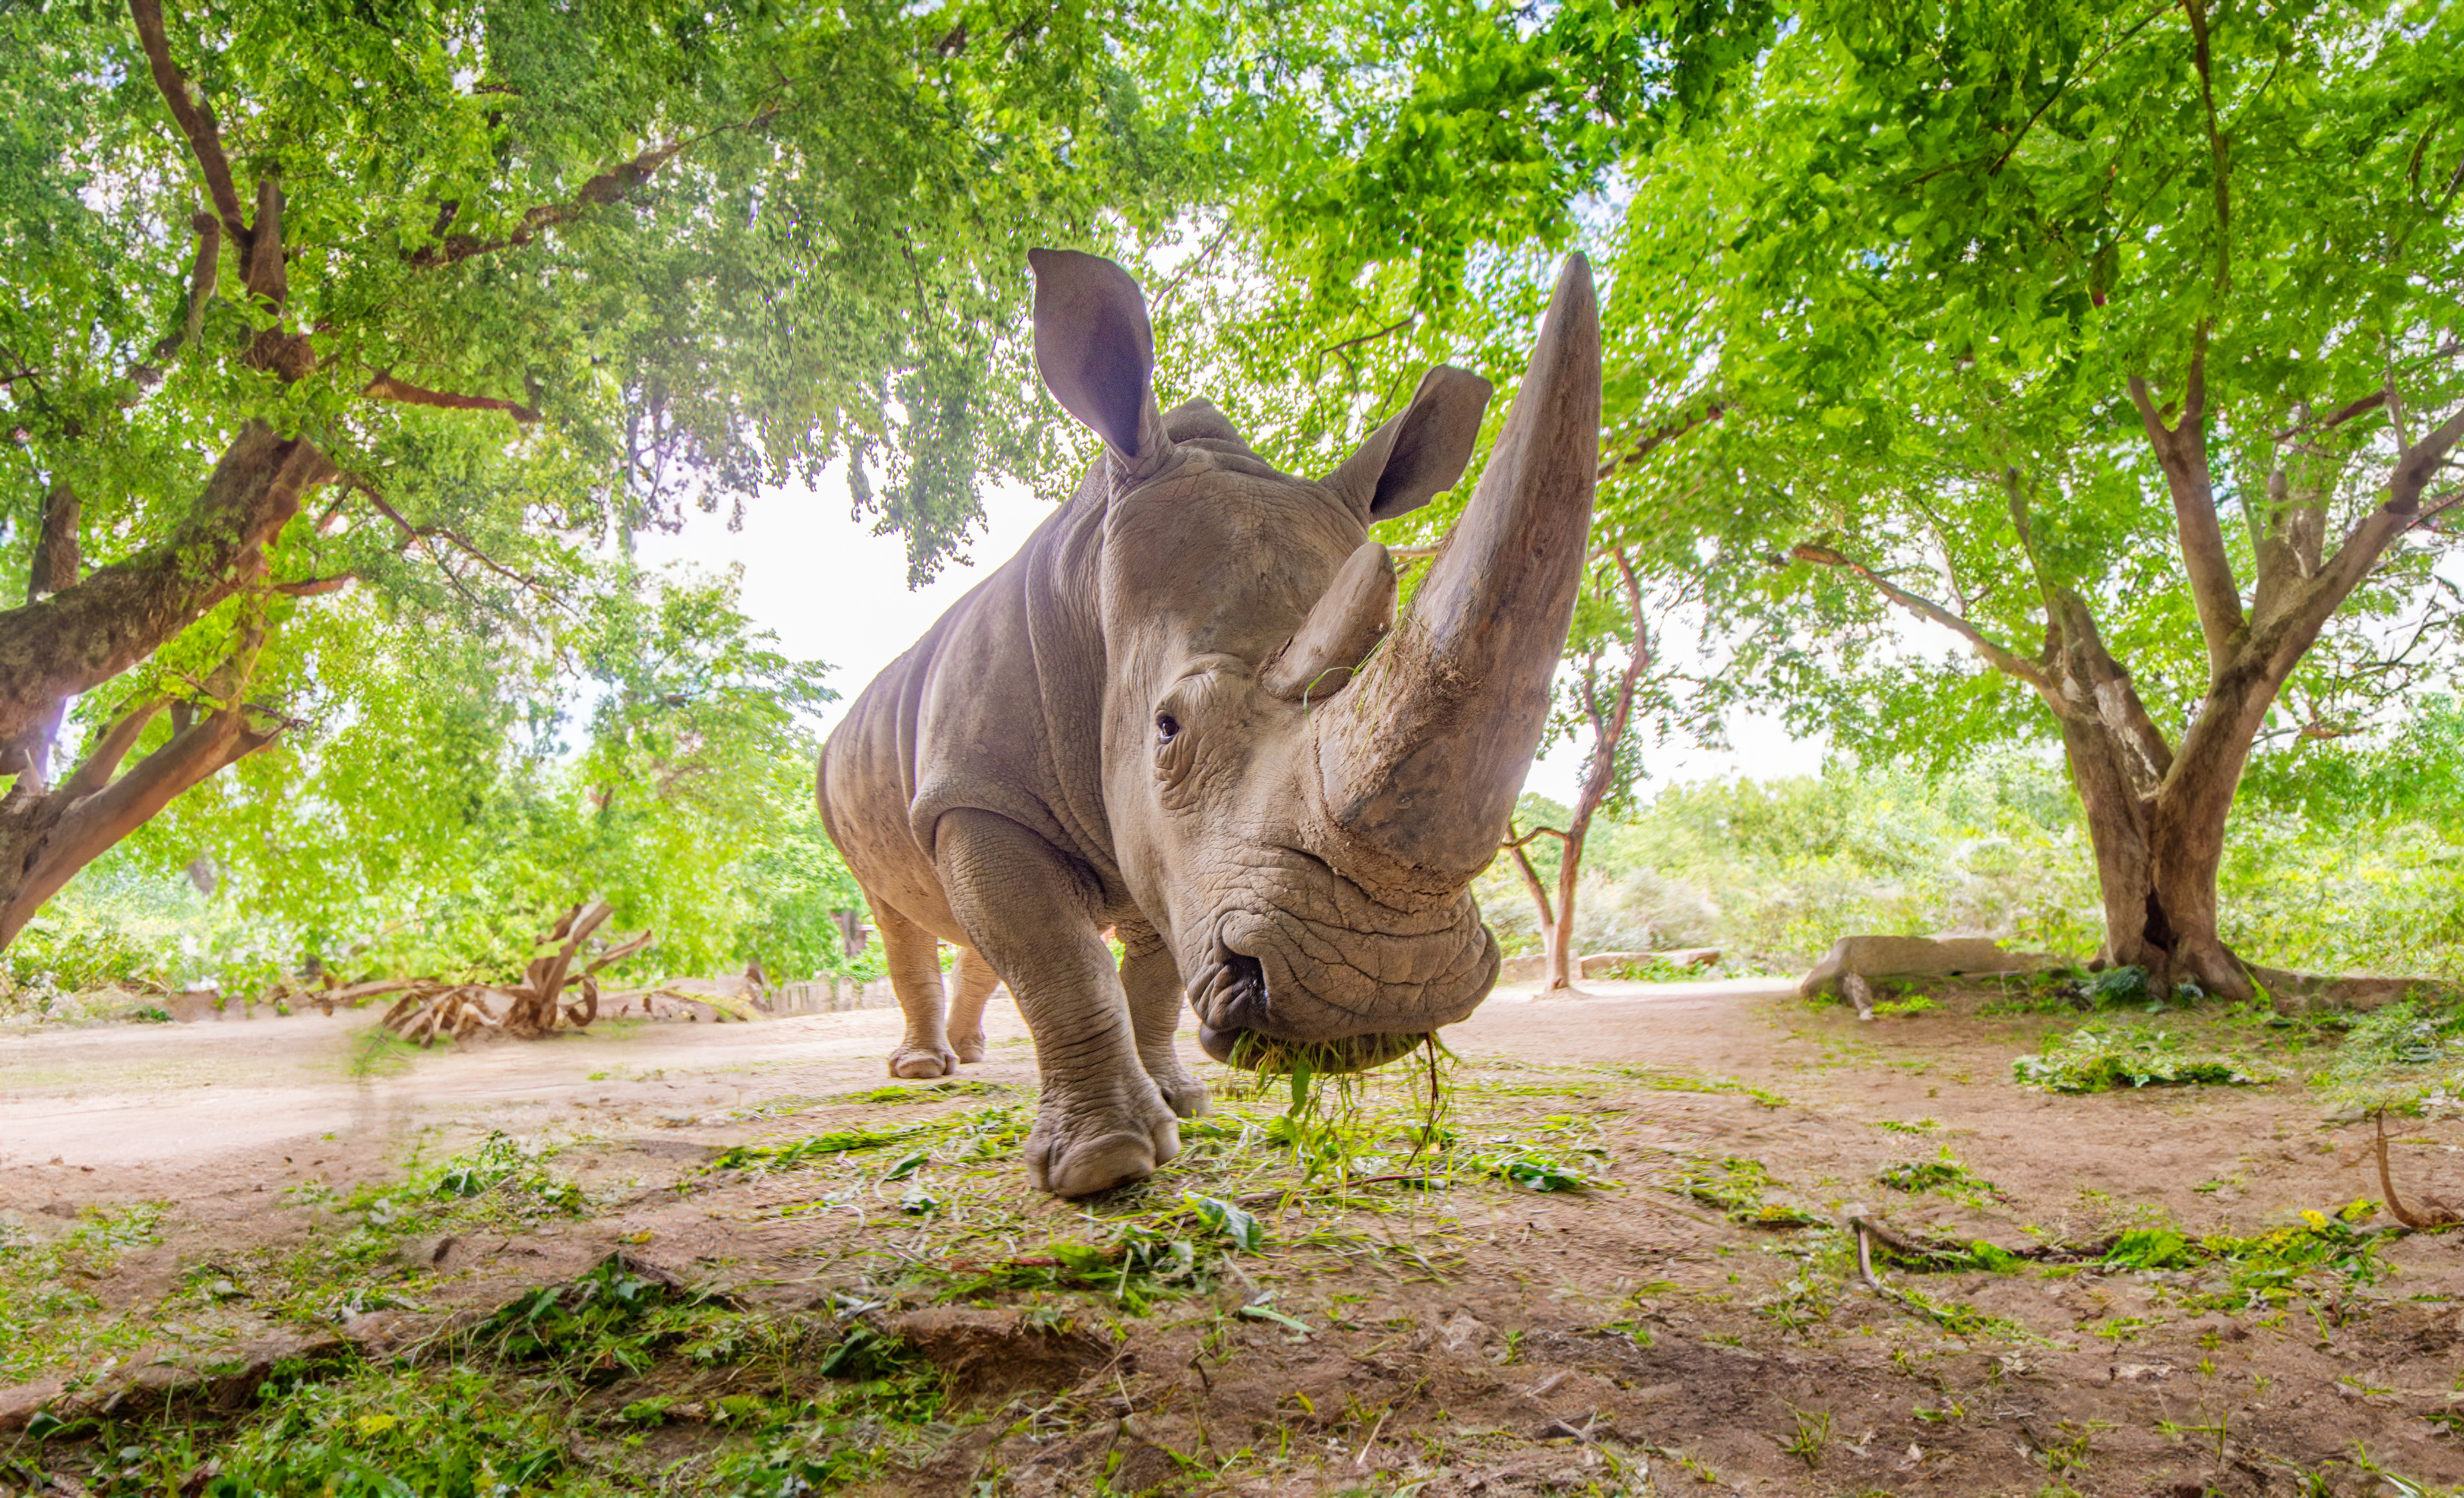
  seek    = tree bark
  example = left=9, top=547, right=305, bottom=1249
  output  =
left=0, top=691, right=279, bottom=946
left=0, top=423, right=332, bottom=755
left=0, top=428, right=328, bottom=947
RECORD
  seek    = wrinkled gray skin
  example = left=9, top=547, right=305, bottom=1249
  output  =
left=819, top=251, right=1600, bottom=1196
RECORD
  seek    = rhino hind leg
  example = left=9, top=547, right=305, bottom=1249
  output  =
left=935, top=807, right=1179, bottom=1197
left=875, top=900, right=958, bottom=1079
left=1118, top=924, right=1209, bottom=1119
left=946, top=945, right=1002, bottom=1064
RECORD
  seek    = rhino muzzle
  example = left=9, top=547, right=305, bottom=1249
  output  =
left=1187, top=904, right=1496, bottom=1074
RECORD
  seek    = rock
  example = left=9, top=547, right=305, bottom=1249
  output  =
left=1798, top=934, right=2059, bottom=999
left=2246, top=965, right=2456, bottom=1013
left=1106, top=1439, right=1179, bottom=1494
left=877, top=1307, right=1113, bottom=1396
left=1578, top=948, right=1718, bottom=978
left=1500, top=954, right=1543, bottom=984
left=0, top=1377, right=69, bottom=1433
left=91, top=1332, right=350, bottom=1419
left=1438, top=1311, right=1490, bottom=1353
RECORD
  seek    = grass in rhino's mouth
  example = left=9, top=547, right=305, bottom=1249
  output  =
left=1222, top=1029, right=1428, bottom=1077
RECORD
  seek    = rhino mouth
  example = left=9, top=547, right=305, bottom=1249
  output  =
left=1188, top=913, right=1489, bottom=1074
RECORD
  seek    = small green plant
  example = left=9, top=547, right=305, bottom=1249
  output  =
left=1782, top=1408, right=1833, bottom=1468
left=1676, top=1156, right=1820, bottom=1227
left=1874, top=1147, right=2009, bottom=1206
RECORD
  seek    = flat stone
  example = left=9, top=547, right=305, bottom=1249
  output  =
left=0, top=1377, right=69, bottom=1433
left=92, top=1332, right=350, bottom=1418
left=879, top=1306, right=1113, bottom=1396
left=1799, top=934, right=2060, bottom=999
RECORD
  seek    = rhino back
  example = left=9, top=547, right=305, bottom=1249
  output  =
left=820, top=478, right=1120, bottom=925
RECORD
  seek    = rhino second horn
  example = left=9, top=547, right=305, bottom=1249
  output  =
left=1312, top=254, right=1601, bottom=893
left=1261, top=542, right=1394, bottom=701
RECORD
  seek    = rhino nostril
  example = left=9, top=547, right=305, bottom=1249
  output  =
left=1216, top=954, right=1265, bottom=1028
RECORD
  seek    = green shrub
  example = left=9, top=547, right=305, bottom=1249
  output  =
left=2012, top=1024, right=2268, bottom=1094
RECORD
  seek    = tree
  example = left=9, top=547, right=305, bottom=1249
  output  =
left=63, top=562, right=861, bottom=992
left=1505, top=548, right=1655, bottom=992
left=1606, top=0, right=2464, bottom=998
left=0, top=0, right=1214, bottom=944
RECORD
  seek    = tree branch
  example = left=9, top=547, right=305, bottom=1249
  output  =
left=1311, top=316, right=1416, bottom=362
left=363, top=372, right=541, bottom=424
left=127, top=0, right=247, bottom=246
left=2286, top=405, right=2464, bottom=660
left=2273, top=389, right=2385, bottom=442
left=0, top=423, right=333, bottom=751
left=355, top=479, right=562, bottom=609
left=2184, top=0, right=2231, bottom=295
left=1569, top=548, right=1649, bottom=838
left=1, top=702, right=278, bottom=946
left=2128, top=345, right=2245, bottom=674
left=1787, top=542, right=2058, bottom=699
left=1505, top=828, right=1556, bottom=935
left=2047, top=590, right=2175, bottom=787
left=56, top=697, right=169, bottom=802
left=272, top=574, right=355, bottom=597
left=1597, top=403, right=1725, bottom=480
left=148, top=211, right=221, bottom=365
left=1502, top=825, right=1569, bottom=850
left=28, top=482, right=78, bottom=602
left=405, top=137, right=695, bottom=269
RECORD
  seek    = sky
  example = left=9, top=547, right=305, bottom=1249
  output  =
left=634, top=465, right=1826, bottom=803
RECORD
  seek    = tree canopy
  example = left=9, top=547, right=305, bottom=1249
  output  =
left=1584, top=0, right=2463, bottom=992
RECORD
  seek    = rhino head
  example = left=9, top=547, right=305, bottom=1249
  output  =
left=1030, top=249, right=1600, bottom=1074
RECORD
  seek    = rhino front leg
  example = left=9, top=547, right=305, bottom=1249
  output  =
left=875, top=900, right=957, bottom=1079
left=1118, top=923, right=1209, bottom=1119
left=935, top=807, right=1179, bottom=1197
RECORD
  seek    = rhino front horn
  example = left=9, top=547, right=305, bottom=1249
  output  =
left=1310, top=254, right=1600, bottom=897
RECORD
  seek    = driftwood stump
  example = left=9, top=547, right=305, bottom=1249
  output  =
left=377, top=900, right=653, bottom=1047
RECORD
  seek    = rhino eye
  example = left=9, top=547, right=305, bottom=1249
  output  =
left=1155, top=713, right=1180, bottom=743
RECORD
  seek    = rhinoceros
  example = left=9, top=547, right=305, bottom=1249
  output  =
left=818, top=250, right=1599, bottom=1196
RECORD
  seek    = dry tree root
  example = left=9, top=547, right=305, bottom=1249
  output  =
left=378, top=899, right=654, bottom=1048
left=262, top=973, right=422, bottom=1017
left=2371, top=1109, right=2463, bottom=1231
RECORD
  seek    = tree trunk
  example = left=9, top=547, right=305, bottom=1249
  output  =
left=1545, top=824, right=1585, bottom=991
left=0, top=693, right=277, bottom=945
left=0, top=423, right=331, bottom=754
left=0, top=425, right=329, bottom=948
left=2054, top=655, right=2279, bottom=1003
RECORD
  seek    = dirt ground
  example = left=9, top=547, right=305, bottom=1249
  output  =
left=4, top=975, right=2462, bottom=1496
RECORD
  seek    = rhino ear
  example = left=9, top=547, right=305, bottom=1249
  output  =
left=1324, top=365, right=1494, bottom=521
left=1030, top=249, right=1171, bottom=479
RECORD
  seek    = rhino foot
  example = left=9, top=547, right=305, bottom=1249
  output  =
left=1151, top=1066, right=1211, bottom=1119
left=1026, top=1095, right=1181, bottom=1197
left=888, top=1043, right=957, bottom=1079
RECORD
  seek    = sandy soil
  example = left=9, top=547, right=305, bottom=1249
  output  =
left=5, top=976, right=2462, bottom=1495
